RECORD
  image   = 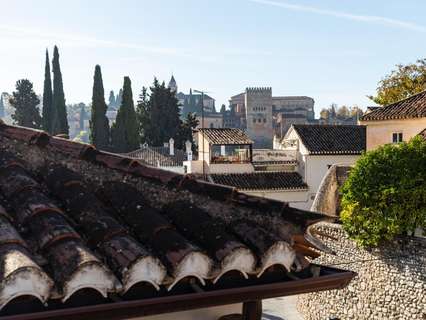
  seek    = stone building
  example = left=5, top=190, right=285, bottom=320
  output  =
left=227, top=88, right=316, bottom=148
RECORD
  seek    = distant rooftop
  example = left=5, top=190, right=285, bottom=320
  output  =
left=199, top=128, right=253, bottom=145
left=210, top=172, right=307, bottom=191
left=291, top=124, right=366, bottom=155
left=361, top=90, right=426, bottom=121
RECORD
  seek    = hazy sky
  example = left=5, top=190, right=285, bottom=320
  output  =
left=1, top=0, right=426, bottom=114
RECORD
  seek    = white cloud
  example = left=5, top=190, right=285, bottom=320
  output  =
left=249, top=0, right=426, bottom=33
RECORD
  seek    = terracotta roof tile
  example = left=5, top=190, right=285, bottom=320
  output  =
left=0, top=121, right=352, bottom=317
left=360, top=90, right=426, bottom=121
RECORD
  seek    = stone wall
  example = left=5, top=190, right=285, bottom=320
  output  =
left=298, top=223, right=426, bottom=320
left=310, top=165, right=351, bottom=216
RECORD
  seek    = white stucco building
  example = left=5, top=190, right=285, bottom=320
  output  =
left=274, top=124, right=366, bottom=210
left=184, top=128, right=309, bottom=206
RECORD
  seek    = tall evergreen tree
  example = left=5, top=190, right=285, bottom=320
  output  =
left=137, top=78, right=181, bottom=146
left=90, top=65, right=110, bottom=150
left=108, top=90, right=116, bottom=109
left=42, top=49, right=53, bottom=133
left=9, top=79, right=42, bottom=128
left=136, top=86, right=150, bottom=144
left=51, top=45, right=69, bottom=135
left=220, top=104, right=226, bottom=113
left=111, top=77, right=139, bottom=153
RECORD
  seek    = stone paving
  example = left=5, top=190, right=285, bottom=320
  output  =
left=263, top=296, right=304, bottom=320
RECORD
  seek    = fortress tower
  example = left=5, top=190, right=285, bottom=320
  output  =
left=245, top=87, right=273, bottom=148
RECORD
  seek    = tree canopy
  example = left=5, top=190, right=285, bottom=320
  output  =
left=137, top=78, right=181, bottom=147
left=369, top=58, right=426, bottom=106
left=9, top=79, right=42, bottom=128
left=341, top=137, right=426, bottom=247
left=111, top=77, right=139, bottom=153
left=89, top=65, right=110, bottom=150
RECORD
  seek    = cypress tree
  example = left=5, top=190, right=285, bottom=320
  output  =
left=51, top=45, right=69, bottom=135
left=90, top=65, right=110, bottom=150
left=9, top=79, right=42, bottom=128
left=42, top=49, right=53, bottom=133
left=111, top=77, right=139, bottom=153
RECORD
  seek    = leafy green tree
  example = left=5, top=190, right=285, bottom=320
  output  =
left=369, top=58, right=426, bottom=105
left=319, top=108, right=330, bottom=120
left=42, top=49, right=53, bottom=133
left=137, top=78, right=181, bottom=146
left=341, top=137, right=426, bottom=247
left=51, top=45, right=69, bottom=135
left=349, top=106, right=363, bottom=119
left=111, top=77, right=139, bottom=152
left=89, top=65, right=110, bottom=150
left=9, top=79, right=42, bottom=128
left=336, top=106, right=350, bottom=119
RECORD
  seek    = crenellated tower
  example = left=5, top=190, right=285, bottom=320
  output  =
left=245, top=87, right=273, bottom=148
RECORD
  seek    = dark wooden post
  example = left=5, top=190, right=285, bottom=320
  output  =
left=242, top=300, right=262, bottom=320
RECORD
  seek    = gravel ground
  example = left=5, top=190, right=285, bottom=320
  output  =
left=262, top=296, right=304, bottom=320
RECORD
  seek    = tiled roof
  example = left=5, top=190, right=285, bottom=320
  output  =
left=0, top=121, right=354, bottom=317
left=199, top=128, right=253, bottom=145
left=419, top=128, right=426, bottom=140
left=210, top=172, right=307, bottom=190
left=125, top=146, right=187, bottom=167
left=360, top=90, right=426, bottom=121
left=292, top=124, right=366, bottom=155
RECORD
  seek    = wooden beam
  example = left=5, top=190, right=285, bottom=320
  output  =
left=242, top=300, right=262, bottom=320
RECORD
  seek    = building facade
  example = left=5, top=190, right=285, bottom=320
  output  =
left=359, top=90, right=426, bottom=150
left=226, top=88, right=316, bottom=148
left=184, top=128, right=309, bottom=206
left=274, top=124, right=366, bottom=210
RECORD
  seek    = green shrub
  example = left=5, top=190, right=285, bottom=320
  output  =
left=341, top=136, right=426, bottom=247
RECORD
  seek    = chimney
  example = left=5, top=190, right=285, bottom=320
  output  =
left=169, top=138, right=174, bottom=156
left=185, top=140, right=192, bottom=154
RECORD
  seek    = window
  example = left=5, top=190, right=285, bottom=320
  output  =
left=263, top=118, right=266, bottom=123
left=392, top=132, right=403, bottom=143
left=253, top=118, right=256, bottom=124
